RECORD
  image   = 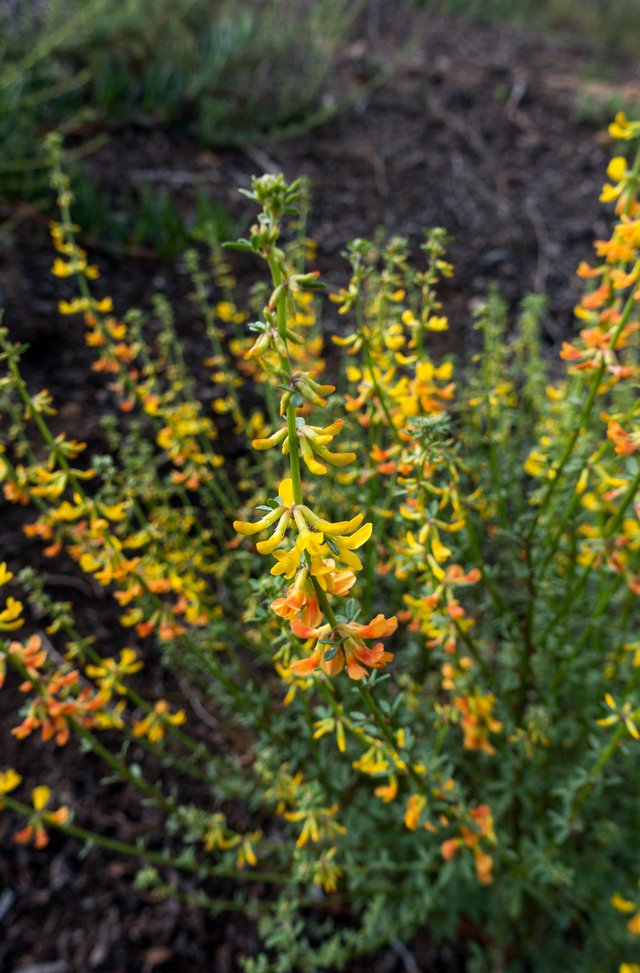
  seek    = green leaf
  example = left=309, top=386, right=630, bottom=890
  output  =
left=223, top=239, right=254, bottom=252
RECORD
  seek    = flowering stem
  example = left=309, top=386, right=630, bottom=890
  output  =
left=538, top=465, right=640, bottom=648
left=309, top=577, right=425, bottom=791
left=266, top=253, right=305, bottom=506
left=75, top=723, right=178, bottom=813
left=565, top=722, right=627, bottom=833
left=286, top=402, right=304, bottom=505
left=526, top=283, right=638, bottom=550
left=354, top=295, right=403, bottom=448
left=536, top=450, right=604, bottom=577
left=0, top=794, right=288, bottom=885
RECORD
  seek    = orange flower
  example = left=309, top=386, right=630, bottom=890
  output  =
left=13, top=786, right=70, bottom=849
left=607, top=420, right=638, bottom=456
left=290, top=613, right=396, bottom=680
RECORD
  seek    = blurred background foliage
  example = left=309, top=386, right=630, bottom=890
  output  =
left=1, top=0, right=639, bottom=250
left=0, top=0, right=361, bottom=242
left=438, top=0, right=640, bottom=60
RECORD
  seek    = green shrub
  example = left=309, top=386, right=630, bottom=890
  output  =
left=0, top=121, right=639, bottom=971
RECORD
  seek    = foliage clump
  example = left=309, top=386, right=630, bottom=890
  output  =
left=1, top=117, right=640, bottom=971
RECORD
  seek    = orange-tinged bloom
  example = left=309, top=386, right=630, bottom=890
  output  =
left=133, top=699, right=187, bottom=743
left=290, top=612, right=396, bottom=680
left=607, top=420, right=638, bottom=456
left=404, top=794, right=427, bottom=830
left=440, top=837, right=460, bottom=860
left=339, top=613, right=398, bottom=640
left=13, top=785, right=70, bottom=849
left=374, top=775, right=398, bottom=803
left=473, top=849, right=494, bottom=885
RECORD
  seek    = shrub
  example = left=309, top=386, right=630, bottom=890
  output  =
left=0, top=0, right=358, bottom=209
left=1, top=119, right=639, bottom=971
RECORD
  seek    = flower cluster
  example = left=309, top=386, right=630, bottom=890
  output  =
left=231, top=175, right=396, bottom=681
left=1, top=117, right=640, bottom=973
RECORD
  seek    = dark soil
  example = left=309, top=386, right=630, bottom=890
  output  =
left=1, top=8, right=639, bottom=972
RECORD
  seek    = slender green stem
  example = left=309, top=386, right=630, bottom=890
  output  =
left=0, top=795, right=288, bottom=885
left=310, top=578, right=426, bottom=792
left=74, top=724, right=178, bottom=813
left=286, top=402, right=304, bottom=505
left=538, top=466, right=640, bottom=648
left=354, top=295, right=403, bottom=448
left=526, top=284, right=639, bottom=549
left=463, top=514, right=509, bottom=617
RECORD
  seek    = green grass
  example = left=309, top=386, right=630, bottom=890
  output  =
left=0, top=0, right=360, bottom=247
left=420, top=0, right=640, bottom=60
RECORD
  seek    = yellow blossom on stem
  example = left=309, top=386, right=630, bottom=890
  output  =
left=133, top=700, right=187, bottom=743
left=0, top=768, right=22, bottom=807
left=0, top=595, right=24, bottom=631
left=13, top=785, right=70, bottom=849
left=313, top=716, right=347, bottom=753
left=597, top=693, right=640, bottom=740
left=312, top=847, right=342, bottom=893
left=235, top=831, right=262, bottom=869
left=85, top=648, right=144, bottom=697
left=284, top=803, right=346, bottom=849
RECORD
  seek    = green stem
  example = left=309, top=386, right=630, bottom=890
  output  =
left=526, top=284, right=639, bottom=550
left=286, top=402, right=304, bottom=505
left=538, top=465, right=640, bottom=648
left=0, top=795, right=288, bottom=885
left=74, top=723, right=178, bottom=814
left=354, top=295, right=403, bottom=448
left=311, top=578, right=426, bottom=792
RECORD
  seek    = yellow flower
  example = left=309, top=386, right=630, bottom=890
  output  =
left=270, top=546, right=302, bottom=579
left=133, top=700, right=187, bottom=743
left=330, top=522, right=373, bottom=572
left=313, top=717, right=346, bottom=753
left=404, top=794, right=426, bottom=831
left=296, top=419, right=356, bottom=476
left=215, top=301, right=246, bottom=324
left=86, top=648, right=144, bottom=696
left=12, top=785, right=70, bottom=849
left=597, top=694, right=640, bottom=740
left=609, top=112, right=640, bottom=140
left=236, top=831, right=261, bottom=869
left=58, top=296, right=113, bottom=315
left=52, top=257, right=98, bottom=279
left=0, top=596, right=24, bottom=631
left=284, top=804, right=345, bottom=849
left=524, top=450, right=546, bottom=478
left=32, top=785, right=51, bottom=812
left=296, top=529, right=325, bottom=556
left=313, top=847, right=342, bottom=893
left=612, top=892, right=636, bottom=914
left=608, top=156, right=628, bottom=182
left=374, top=776, right=398, bottom=803
left=234, top=479, right=295, bottom=553
left=431, top=535, right=452, bottom=564
left=426, top=315, right=448, bottom=331
left=0, top=563, right=13, bottom=586
left=0, top=768, right=22, bottom=802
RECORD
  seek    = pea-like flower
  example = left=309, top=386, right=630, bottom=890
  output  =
left=252, top=420, right=356, bottom=475
left=234, top=479, right=371, bottom=572
left=290, top=612, right=397, bottom=680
